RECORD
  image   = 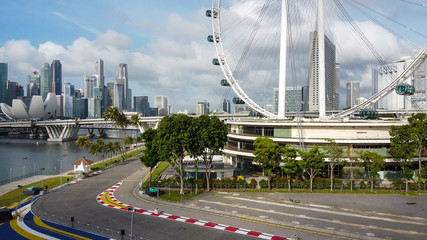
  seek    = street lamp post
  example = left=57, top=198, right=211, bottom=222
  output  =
left=289, top=198, right=300, bottom=240
left=41, top=168, right=45, bottom=191
left=17, top=185, right=23, bottom=218
left=128, top=207, right=134, bottom=240
left=157, top=181, right=161, bottom=201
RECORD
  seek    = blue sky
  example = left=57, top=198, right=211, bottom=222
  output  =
left=0, top=0, right=426, bottom=112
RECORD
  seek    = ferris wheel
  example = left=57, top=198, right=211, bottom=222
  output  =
left=206, top=0, right=427, bottom=119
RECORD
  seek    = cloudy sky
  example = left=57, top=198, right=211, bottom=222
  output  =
left=0, top=0, right=426, bottom=112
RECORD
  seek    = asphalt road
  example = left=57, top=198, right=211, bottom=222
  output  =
left=32, top=158, right=427, bottom=240
left=31, top=159, right=255, bottom=240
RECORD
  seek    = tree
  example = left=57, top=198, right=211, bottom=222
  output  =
left=299, top=146, right=325, bottom=192
left=105, top=141, right=115, bottom=161
left=282, top=145, right=298, bottom=191
left=124, top=136, right=134, bottom=147
left=112, top=140, right=123, bottom=161
left=75, top=136, right=91, bottom=156
left=89, top=138, right=105, bottom=159
left=140, top=128, right=160, bottom=184
left=390, top=113, right=427, bottom=187
left=346, top=149, right=361, bottom=192
left=360, top=151, right=385, bottom=192
left=325, top=139, right=344, bottom=191
left=389, top=124, right=416, bottom=193
left=189, top=115, right=228, bottom=192
left=253, top=137, right=282, bottom=191
left=156, top=114, right=192, bottom=195
left=103, top=106, right=128, bottom=128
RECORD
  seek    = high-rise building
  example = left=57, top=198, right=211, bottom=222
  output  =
left=412, top=61, right=427, bottom=109
left=94, top=59, right=104, bottom=88
left=88, top=98, right=102, bottom=118
left=117, top=63, right=129, bottom=110
left=346, top=81, right=360, bottom=108
left=374, top=58, right=414, bottom=110
left=196, top=102, right=205, bottom=115
left=94, top=59, right=105, bottom=113
left=0, top=63, right=7, bottom=104
left=285, top=87, right=303, bottom=112
left=27, top=72, right=40, bottom=98
left=6, top=81, right=19, bottom=105
left=134, top=96, right=150, bottom=116
left=83, top=75, right=96, bottom=98
left=55, top=95, right=63, bottom=118
left=371, top=69, right=379, bottom=110
left=114, top=81, right=124, bottom=111
left=308, top=31, right=337, bottom=112
left=64, top=82, right=74, bottom=118
left=40, top=63, right=51, bottom=100
left=74, top=98, right=88, bottom=119
left=222, top=99, right=231, bottom=113
left=51, top=60, right=62, bottom=95
left=273, top=88, right=279, bottom=114
left=154, top=96, right=168, bottom=116
left=106, top=82, right=115, bottom=108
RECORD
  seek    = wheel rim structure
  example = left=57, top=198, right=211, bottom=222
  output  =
left=209, top=0, right=277, bottom=119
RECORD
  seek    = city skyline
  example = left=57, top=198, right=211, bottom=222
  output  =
left=0, top=1, right=426, bottom=112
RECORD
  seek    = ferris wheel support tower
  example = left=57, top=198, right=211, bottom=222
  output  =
left=278, top=0, right=288, bottom=119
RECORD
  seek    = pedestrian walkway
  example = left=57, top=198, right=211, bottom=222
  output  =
left=0, top=170, right=74, bottom=197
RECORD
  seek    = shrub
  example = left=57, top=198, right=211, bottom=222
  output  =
left=359, top=180, right=367, bottom=189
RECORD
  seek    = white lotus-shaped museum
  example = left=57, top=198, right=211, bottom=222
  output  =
left=0, top=93, right=56, bottom=120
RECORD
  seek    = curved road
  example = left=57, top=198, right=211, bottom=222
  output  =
left=32, top=158, right=427, bottom=240
left=32, top=159, right=259, bottom=240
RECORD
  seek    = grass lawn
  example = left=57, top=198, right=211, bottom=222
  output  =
left=0, top=176, right=74, bottom=208
left=159, top=189, right=204, bottom=202
left=142, top=161, right=170, bottom=188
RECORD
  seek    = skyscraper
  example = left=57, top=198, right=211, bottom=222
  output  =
left=117, top=63, right=129, bottom=110
left=51, top=60, right=62, bottom=95
left=196, top=102, right=205, bottom=115
left=346, top=81, right=360, bottom=108
left=40, top=63, right=51, bottom=100
left=0, top=63, right=8, bottom=104
left=114, top=81, right=124, bottom=111
left=27, top=72, right=40, bottom=98
left=83, top=75, right=96, bottom=98
left=154, top=96, right=168, bottom=116
left=222, top=98, right=231, bottom=113
left=94, top=59, right=104, bottom=88
left=308, top=31, right=337, bottom=112
left=134, top=96, right=150, bottom=116
left=375, top=58, right=414, bottom=110
left=64, top=81, right=75, bottom=118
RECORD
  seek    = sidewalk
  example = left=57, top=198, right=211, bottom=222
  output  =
left=0, top=171, right=73, bottom=196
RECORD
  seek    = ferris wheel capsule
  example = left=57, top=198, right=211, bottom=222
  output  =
left=395, top=84, right=415, bottom=95
left=359, top=109, right=378, bottom=119
left=207, top=35, right=219, bottom=43
left=220, top=79, right=230, bottom=86
left=205, top=9, right=218, bottom=18
left=233, top=97, right=245, bottom=104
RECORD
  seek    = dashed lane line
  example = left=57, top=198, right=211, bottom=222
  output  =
left=214, top=195, right=427, bottom=226
left=198, top=199, right=425, bottom=237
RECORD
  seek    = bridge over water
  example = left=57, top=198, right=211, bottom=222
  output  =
left=0, top=117, right=163, bottom=142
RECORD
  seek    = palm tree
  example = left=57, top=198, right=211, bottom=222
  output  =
left=89, top=138, right=105, bottom=159
left=113, top=140, right=124, bottom=161
left=104, top=106, right=128, bottom=128
left=76, top=136, right=91, bottom=156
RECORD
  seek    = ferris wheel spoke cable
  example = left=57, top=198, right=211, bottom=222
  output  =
left=353, top=0, right=427, bottom=40
left=396, top=0, right=427, bottom=8
left=342, top=0, right=419, bottom=50
left=333, top=0, right=398, bottom=80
